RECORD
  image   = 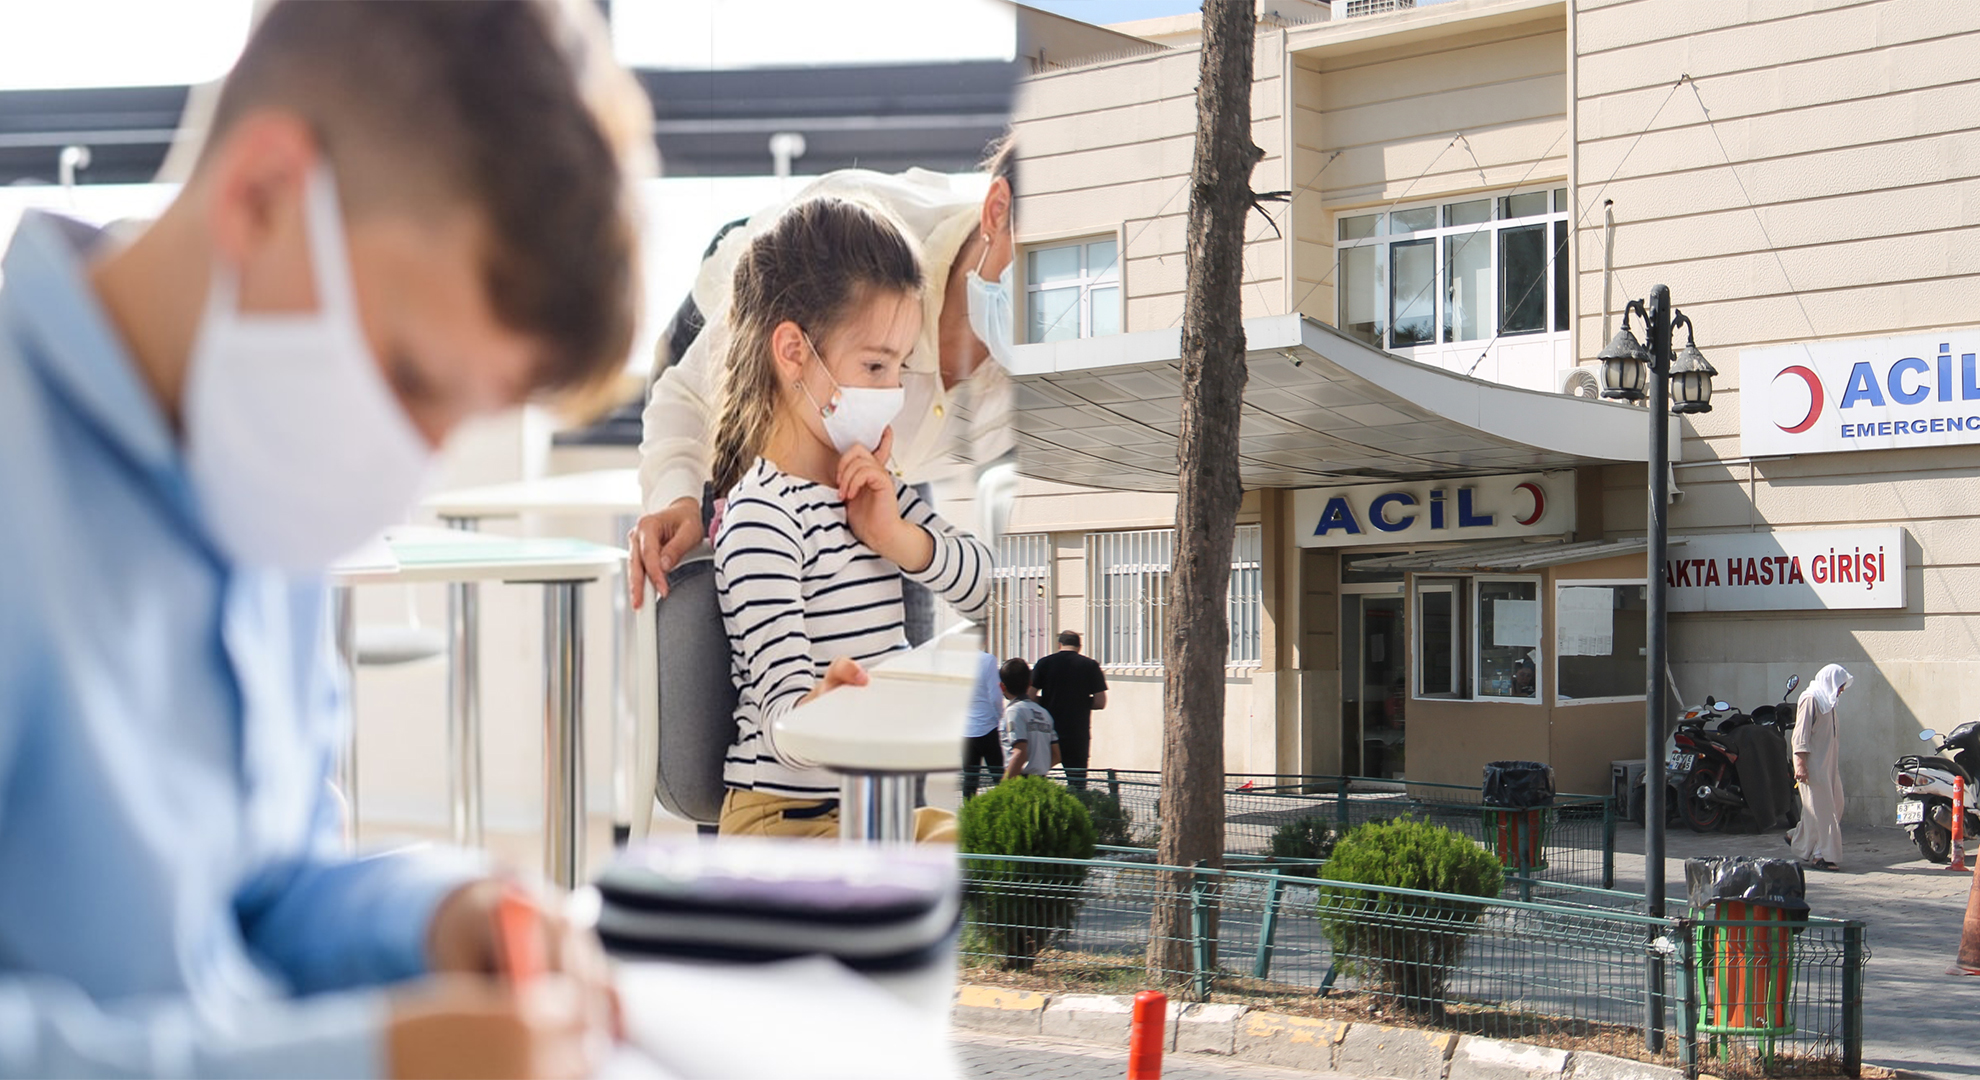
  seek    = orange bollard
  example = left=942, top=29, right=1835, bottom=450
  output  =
left=1127, top=990, right=1167, bottom=1080
left=1953, top=777, right=1969, bottom=873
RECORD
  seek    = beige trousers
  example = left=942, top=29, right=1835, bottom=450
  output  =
left=718, top=789, right=957, bottom=843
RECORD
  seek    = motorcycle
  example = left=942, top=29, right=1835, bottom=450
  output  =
left=1893, top=722, right=1980, bottom=863
left=1671, top=675, right=1801, bottom=834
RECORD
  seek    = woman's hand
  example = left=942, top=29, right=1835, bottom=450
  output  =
left=628, top=497, right=704, bottom=608
left=837, top=429, right=932, bottom=573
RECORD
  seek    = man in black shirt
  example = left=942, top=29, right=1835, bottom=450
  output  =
left=1030, top=630, right=1108, bottom=790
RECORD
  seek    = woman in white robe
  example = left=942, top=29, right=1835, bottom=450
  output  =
left=1788, top=663, right=1853, bottom=870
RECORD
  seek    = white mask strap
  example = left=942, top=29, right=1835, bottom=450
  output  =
left=300, top=164, right=359, bottom=320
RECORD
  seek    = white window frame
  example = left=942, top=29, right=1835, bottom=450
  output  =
left=1022, top=233, right=1123, bottom=344
left=1411, top=574, right=1545, bottom=704
left=1334, top=186, right=1569, bottom=357
left=987, top=533, right=1054, bottom=663
left=1473, top=574, right=1544, bottom=706
left=1553, top=578, right=1649, bottom=707
left=1085, top=525, right=1263, bottom=672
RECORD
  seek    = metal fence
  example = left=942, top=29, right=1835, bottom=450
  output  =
left=956, top=853, right=1867, bottom=1077
left=963, top=770, right=1616, bottom=890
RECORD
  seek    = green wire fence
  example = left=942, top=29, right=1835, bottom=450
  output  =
left=961, top=769, right=1618, bottom=890
left=956, top=853, right=1866, bottom=1077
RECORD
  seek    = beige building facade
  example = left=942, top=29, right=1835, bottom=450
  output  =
left=997, top=0, right=1980, bottom=826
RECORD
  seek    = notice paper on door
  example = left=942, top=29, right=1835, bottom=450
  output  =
left=1556, top=587, right=1614, bottom=657
left=1491, top=599, right=1539, bottom=648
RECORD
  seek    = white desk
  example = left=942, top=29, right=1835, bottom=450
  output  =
left=331, top=525, right=623, bottom=887
left=422, top=470, right=646, bottom=845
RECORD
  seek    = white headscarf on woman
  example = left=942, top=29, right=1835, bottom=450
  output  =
left=1801, top=663, right=1854, bottom=715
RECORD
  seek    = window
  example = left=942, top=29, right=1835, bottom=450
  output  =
left=1413, top=575, right=1542, bottom=702
left=987, top=533, right=1053, bottom=663
left=1086, top=525, right=1263, bottom=668
left=1335, top=187, right=1570, bottom=353
left=1025, top=236, right=1121, bottom=344
left=1556, top=582, right=1648, bottom=702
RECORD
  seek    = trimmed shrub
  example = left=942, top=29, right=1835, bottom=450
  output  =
left=1266, top=815, right=1340, bottom=876
left=1317, top=816, right=1503, bottom=1015
left=959, top=776, right=1098, bottom=969
left=1070, top=787, right=1134, bottom=848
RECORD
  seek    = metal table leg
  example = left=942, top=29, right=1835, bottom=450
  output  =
left=840, top=774, right=917, bottom=843
left=441, top=515, right=483, bottom=848
left=543, top=581, right=586, bottom=887
left=332, top=585, right=359, bottom=838
left=611, top=512, right=635, bottom=846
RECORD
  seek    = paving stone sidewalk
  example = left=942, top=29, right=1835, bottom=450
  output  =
left=958, top=1029, right=1357, bottom=1080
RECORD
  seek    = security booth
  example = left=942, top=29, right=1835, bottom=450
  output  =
left=1344, top=540, right=1651, bottom=796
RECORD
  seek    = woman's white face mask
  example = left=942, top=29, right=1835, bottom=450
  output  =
left=799, top=332, right=904, bottom=454
left=964, top=229, right=1017, bottom=371
left=184, top=164, right=435, bottom=570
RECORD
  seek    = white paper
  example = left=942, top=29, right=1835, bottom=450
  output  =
left=1557, top=587, right=1615, bottom=657
left=615, top=956, right=960, bottom=1080
left=1491, top=599, right=1539, bottom=648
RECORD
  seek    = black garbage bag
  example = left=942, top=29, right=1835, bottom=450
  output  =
left=1482, top=761, right=1555, bottom=809
left=1722, top=722, right=1793, bottom=834
left=1684, top=855, right=1808, bottom=914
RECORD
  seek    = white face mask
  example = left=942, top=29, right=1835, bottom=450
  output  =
left=965, top=254, right=1017, bottom=372
left=799, top=333, right=903, bottom=454
left=184, top=164, right=435, bottom=570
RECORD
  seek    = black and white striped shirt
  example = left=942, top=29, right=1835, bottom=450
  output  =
left=715, top=458, right=993, bottom=798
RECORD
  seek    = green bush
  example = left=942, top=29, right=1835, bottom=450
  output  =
left=958, top=776, right=1098, bottom=969
left=1070, top=787, right=1134, bottom=848
left=1266, top=815, right=1340, bottom=876
left=1317, top=817, right=1503, bottom=1015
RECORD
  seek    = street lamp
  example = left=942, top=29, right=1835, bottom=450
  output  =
left=1599, top=284, right=1714, bottom=1054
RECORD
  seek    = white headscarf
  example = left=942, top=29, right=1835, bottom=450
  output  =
left=1801, top=663, right=1854, bottom=715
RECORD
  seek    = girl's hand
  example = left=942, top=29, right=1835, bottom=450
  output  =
left=838, top=430, right=933, bottom=572
left=798, top=656, right=869, bottom=705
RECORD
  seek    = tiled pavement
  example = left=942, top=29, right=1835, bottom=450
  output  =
left=957, top=1030, right=1356, bottom=1080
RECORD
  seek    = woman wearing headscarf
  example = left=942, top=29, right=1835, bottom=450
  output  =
left=1788, top=663, right=1854, bottom=870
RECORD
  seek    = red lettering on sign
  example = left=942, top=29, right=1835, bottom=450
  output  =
left=1704, top=559, right=1721, bottom=587
left=1788, top=557, right=1805, bottom=584
left=1727, top=559, right=1744, bottom=587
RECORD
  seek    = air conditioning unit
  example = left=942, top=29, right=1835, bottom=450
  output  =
left=1561, top=367, right=1601, bottom=399
left=1343, top=0, right=1414, bottom=16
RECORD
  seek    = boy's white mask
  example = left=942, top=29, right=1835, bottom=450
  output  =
left=184, top=163, right=435, bottom=570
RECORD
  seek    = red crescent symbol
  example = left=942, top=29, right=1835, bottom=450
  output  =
left=1774, top=366, right=1823, bottom=434
left=1515, top=482, right=1545, bottom=526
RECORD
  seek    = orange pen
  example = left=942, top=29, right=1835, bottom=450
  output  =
left=494, top=887, right=544, bottom=984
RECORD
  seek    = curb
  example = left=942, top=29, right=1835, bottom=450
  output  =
left=951, top=985, right=1689, bottom=1080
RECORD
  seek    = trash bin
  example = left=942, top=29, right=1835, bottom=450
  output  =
left=1482, top=761, right=1554, bottom=871
left=1685, top=856, right=1807, bottom=1059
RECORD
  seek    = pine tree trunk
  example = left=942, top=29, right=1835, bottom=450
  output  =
left=1146, top=0, right=1262, bottom=989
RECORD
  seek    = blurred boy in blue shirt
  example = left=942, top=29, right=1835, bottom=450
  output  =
left=0, top=3, right=651, bottom=1076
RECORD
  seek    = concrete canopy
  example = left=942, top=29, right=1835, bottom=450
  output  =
left=1003, top=313, right=1678, bottom=492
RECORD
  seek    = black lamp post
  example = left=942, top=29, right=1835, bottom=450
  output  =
left=1597, top=283, right=1713, bottom=1052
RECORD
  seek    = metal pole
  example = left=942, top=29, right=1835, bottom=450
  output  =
left=332, top=585, right=359, bottom=839
left=1644, top=283, right=1673, bottom=1052
left=839, top=774, right=917, bottom=842
left=612, top=512, right=636, bottom=848
left=543, top=582, right=585, bottom=887
left=441, top=515, right=483, bottom=848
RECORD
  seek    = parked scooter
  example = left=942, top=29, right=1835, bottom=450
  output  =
left=1671, top=675, right=1801, bottom=833
left=1894, top=722, right=1980, bottom=863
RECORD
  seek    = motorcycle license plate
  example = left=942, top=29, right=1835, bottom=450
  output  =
left=1897, top=800, right=1925, bottom=825
left=1670, top=753, right=1696, bottom=773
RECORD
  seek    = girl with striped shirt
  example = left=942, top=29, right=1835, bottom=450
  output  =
left=708, top=197, right=992, bottom=839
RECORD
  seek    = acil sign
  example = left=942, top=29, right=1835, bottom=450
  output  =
left=1291, top=471, right=1576, bottom=549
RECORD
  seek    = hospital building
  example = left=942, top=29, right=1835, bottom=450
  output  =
left=993, top=0, right=1980, bottom=825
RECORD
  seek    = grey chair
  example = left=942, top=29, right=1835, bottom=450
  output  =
left=629, top=553, right=737, bottom=836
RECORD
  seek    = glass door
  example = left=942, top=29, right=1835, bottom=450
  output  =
left=1340, top=591, right=1406, bottom=779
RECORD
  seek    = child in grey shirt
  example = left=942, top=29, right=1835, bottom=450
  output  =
left=999, top=657, right=1060, bottom=780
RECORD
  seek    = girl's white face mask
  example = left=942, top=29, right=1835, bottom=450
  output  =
left=800, top=333, right=903, bottom=455
left=184, top=163, right=435, bottom=571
